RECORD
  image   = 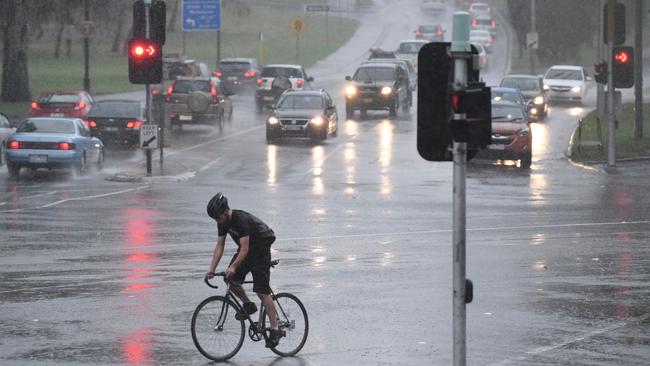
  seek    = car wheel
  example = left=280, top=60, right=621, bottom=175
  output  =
left=402, top=98, right=410, bottom=113
left=76, top=153, right=87, bottom=175
left=0, top=143, right=4, bottom=166
left=96, top=150, right=104, bottom=171
left=389, top=99, right=398, bottom=117
left=520, top=154, right=532, bottom=169
left=266, top=128, right=275, bottom=142
left=7, top=162, right=20, bottom=177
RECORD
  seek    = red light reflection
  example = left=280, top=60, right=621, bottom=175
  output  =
left=121, top=329, right=152, bottom=365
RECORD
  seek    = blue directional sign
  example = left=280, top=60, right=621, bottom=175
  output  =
left=183, top=0, right=221, bottom=31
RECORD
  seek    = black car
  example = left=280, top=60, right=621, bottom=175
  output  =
left=214, top=57, right=262, bottom=93
left=85, top=99, right=145, bottom=148
left=266, top=90, right=338, bottom=143
left=344, top=63, right=411, bottom=118
left=500, top=74, right=549, bottom=121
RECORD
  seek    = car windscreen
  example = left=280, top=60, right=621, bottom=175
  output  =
left=262, top=67, right=302, bottom=78
left=277, top=95, right=323, bottom=110
left=89, top=102, right=141, bottom=117
left=17, top=119, right=76, bottom=134
left=419, top=26, right=438, bottom=32
left=397, top=43, right=425, bottom=54
left=492, top=91, right=521, bottom=104
left=218, top=62, right=251, bottom=71
left=545, top=69, right=582, bottom=80
left=501, top=78, right=540, bottom=91
left=39, top=94, right=79, bottom=103
left=173, top=80, right=211, bottom=93
left=491, top=105, right=525, bottom=122
left=353, top=67, right=395, bottom=82
left=166, top=64, right=194, bottom=79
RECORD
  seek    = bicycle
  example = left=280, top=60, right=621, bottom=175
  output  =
left=191, top=260, right=309, bottom=362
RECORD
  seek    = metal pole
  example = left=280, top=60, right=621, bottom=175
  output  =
left=145, top=1, right=153, bottom=174
left=217, top=30, right=221, bottom=64
left=597, top=0, right=605, bottom=120
left=451, top=12, right=470, bottom=366
left=529, top=0, right=536, bottom=75
left=83, top=0, right=90, bottom=92
left=182, top=30, right=186, bottom=55
left=607, top=0, right=616, bottom=166
left=326, top=10, right=329, bottom=49
left=634, top=0, right=643, bottom=139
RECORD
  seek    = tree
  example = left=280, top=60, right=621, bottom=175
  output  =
left=1, top=0, right=31, bottom=102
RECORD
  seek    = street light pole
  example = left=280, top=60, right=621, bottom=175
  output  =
left=606, top=0, right=616, bottom=167
left=529, top=0, right=536, bottom=75
left=83, top=0, right=90, bottom=92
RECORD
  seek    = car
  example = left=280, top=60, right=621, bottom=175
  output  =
left=469, top=30, right=493, bottom=53
left=214, top=57, right=262, bottom=93
left=395, top=40, right=429, bottom=70
left=5, top=117, right=105, bottom=177
left=420, top=0, right=446, bottom=13
left=471, top=14, right=497, bottom=38
left=0, top=112, right=16, bottom=165
left=500, top=74, right=549, bottom=120
left=344, top=63, right=411, bottom=118
left=266, top=89, right=338, bottom=142
left=542, top=65, right=592, bottom=105
left=29, top=90, right=95, bottom=118
left=165, top=76, right=233, bottom=128
left=491, top=87, right=527, bottom=107
left=368, top=48, right=397, bottom=60
left=471, top=42, right=488, bottom=70
left=362, top=58, right=416, bottom=93
left=255, top=64, right=313, bottom=112
left=475, top=102, right=532, bottom=169
left=84, top=100, right=146, bottom=148
left=151, top=55, right=211, bottom=96
left=468, top=2, right=491, bottom=17
left=414, top=24, right=445, bottom=42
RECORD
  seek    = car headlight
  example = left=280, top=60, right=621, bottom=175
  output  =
left=381, top=86, right=393, bottom=95
left=345, top=85, right=357, bottom=96
left=543, top=84, right=550, bottom=91
left=534, top=96, right=544, bottom=105
left=517, top=129, right=530, bottom=137
left=571, top=86, right=582, bottom=93
left=310, top=116, right=324, bottom=126
left=268, top=116, right=279, bottom=125
left=530, top=107, right=538, bottom=115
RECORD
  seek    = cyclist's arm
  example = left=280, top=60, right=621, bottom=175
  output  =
left=228, top=235, right=250, bottom=272
left=207, top=235, right=227, bottom=275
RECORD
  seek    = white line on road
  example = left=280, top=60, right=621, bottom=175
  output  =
left=198, top=156, right=222, bottom=172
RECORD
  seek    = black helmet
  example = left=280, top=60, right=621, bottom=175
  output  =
left=207, top=192, right=229, bottom=220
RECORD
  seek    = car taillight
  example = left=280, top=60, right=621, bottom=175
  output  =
left=84, top=120, right=97, bottom=128
left=256, top=79, right=263, bottom=87
left=491, top=20, right=496, bottom=28
left=437, top=29, right=443, bottom=36
left=471, top=19, right=477, bottom=27
left=297, top=79, right=303, bottom=88
left=211, top=84, right=218, bottom=103
left=73, top=100, right=86, bottom=111
left=31, top=102, right=40, bottom=110
left=487, top=37, right=493, bottom=45
left=59, top=142, right=74, bottom=150
left=415, top=30, right=421, bottom=36
left=166, top=82, right=175, bottom=101
left=244, top=71, right=256, bottom=78
left=8, top=140, right=20, bottom=149
left=214, top=71, right=223, bottom=77
left=126, top=120, right=144, bottom=129
left=152, top=89, right=159, bottom=95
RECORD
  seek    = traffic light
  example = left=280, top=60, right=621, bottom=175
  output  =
left=612, top=46, right=634, bottom=88
left=417, top=42, right=453, bottom=161
left=593, top=61, right=608, bottom=84
left=603, top=2, right=625, bottom=45
left=128, top=38, right=162, bottom=84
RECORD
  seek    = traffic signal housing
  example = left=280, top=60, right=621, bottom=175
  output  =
left=128, top=38, right=162, bottom=84
left=593, top=61, right=608, bottom=84
left=133, top=0, right=166, bottom=45
left=603, top=2, right=625, bottom=45
left=612, top=46, right=634, bottom=88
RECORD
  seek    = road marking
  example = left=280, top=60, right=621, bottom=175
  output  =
left=302, top=141, right=348, bottom=176
left=198, top=156, right=222, bottom=172
left=158, top=125, right=263, bottom=159
left=0, top=185, right=149, bottom=212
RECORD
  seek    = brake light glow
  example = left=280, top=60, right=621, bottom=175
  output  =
left=31, top=102, right=40, bottom=110
left=244, top=71, right=256, bottom=78
left=126, top=120, right=144, bottom=129
left=73, top=100, right=86, bottom=111
left=85, top=120, right=97, bottom=128
left=491, top=20, right=497, bottom=28
left=211, top=83, right=218, bottom=103
left=416, top=30, right=421, bottom=36
left=452, top=94, right=460, bottom=112
left=214, top=71, right=223, bottom=77
left=8, top=140, right=20, bottom=149
left=471, top=19, right=477, bottom=27
left=151, top=89, right=159, bottom=95
left=59, top=142, right=73, bottom=150
left=256, top=78, right=263, bottom=87
left=297, top=79, right=303, bottom=88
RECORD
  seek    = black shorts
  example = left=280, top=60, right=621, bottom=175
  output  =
left=229, top=244, right=272, bottom=295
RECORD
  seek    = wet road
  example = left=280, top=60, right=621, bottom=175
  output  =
left=2, top=1, right=650, bottom=365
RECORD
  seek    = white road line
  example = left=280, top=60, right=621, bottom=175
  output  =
left=0, top=191, right=59, bottom=206
left=198, top=156, right=222, bottom=172
left=159, top=125, right=263, bottom=158
left=302, top=141, right=348, bottom=176
left=0, top=185, right=149, bottom=212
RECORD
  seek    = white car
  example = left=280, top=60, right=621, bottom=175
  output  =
left=0, top=112, right=15, bottom=166
left=395, top=40, right=429, bottom=70
left=542, top=65, right=593, bottom=105
left=469, top=30, right=493, bottom=53
left=254, top=64, right=313, bottom=112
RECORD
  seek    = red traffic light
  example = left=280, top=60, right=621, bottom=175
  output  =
left=613, top=50, right=630, bottom=64
left=130, top=41, right=157, bottom=58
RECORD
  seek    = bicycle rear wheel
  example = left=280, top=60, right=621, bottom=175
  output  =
left=191, top=295, right=245, bottom=361
left=262, top=292, right=309, bottom=356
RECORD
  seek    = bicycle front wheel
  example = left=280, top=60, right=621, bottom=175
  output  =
left=262, top=292, right=309, bottom=357
left=191, top=295, right=245, bottom=362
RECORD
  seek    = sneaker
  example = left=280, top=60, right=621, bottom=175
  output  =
left=235, top=302, right=257, bottom=321
left=265, top=329, right=283, bottom=348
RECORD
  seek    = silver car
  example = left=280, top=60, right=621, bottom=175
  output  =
left=0, top=112, right=15, bottom=166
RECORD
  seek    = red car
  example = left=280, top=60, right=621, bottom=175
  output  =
left=29, top=90, right=95, bottom=118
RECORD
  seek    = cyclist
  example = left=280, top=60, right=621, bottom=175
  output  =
left=205, top=192, right=283, bottom=348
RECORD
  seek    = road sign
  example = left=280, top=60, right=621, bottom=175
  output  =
left=140, top=124, right=159, bottom=149
left=183, top=0, right=221, bottom=31
left=305, top=4, right=330, bottom=12
left=79, top=21, right=95, bottom=37
left=290, top=17, right=307, bottom=34
left=526, top=32, right=538, bottom=49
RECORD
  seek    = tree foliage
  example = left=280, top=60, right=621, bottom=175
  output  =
left=2, top=0, right=31, bottom=102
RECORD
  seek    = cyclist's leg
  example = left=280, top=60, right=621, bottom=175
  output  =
left=228, top=253, right=252, bottom=304
left=250, top=247, right=277, bottom=328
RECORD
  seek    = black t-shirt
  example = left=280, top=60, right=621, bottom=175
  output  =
left=218, top=209, right=275, bottom=249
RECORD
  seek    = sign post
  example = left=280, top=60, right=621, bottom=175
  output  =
left=290, top=17, right=307, bottom=63
left=140, top=124, right=158, bottom=176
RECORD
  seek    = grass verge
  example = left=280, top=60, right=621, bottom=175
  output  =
left=570, top=102, right=650, bottom=162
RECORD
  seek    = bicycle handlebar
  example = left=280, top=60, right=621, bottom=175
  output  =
left=203, top=260, right=280, bottom=289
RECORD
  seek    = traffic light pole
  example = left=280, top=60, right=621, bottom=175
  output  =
left=451, top=12, right=470, bottom=366
left=144, top=0, right=154, bottom=175
left=606, top=0, right=616, bottom=167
